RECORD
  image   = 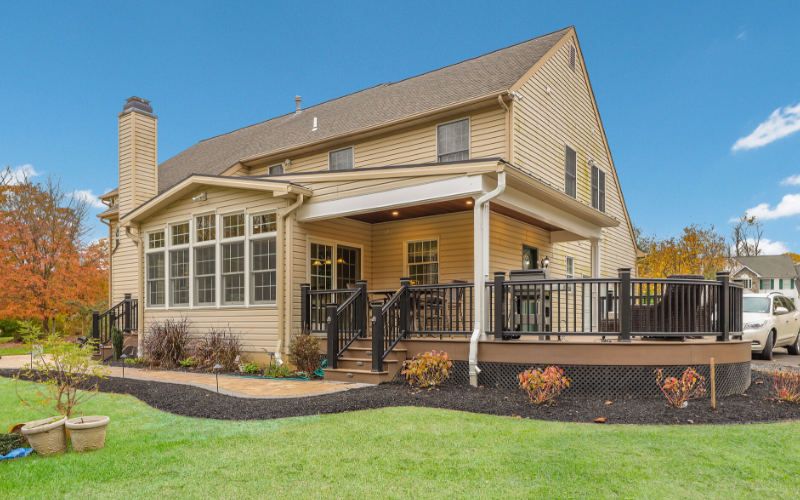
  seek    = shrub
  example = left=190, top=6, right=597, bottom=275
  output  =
left=242, top=361, right=261, bottom=374
left=0, top=434, right=27, bottom=456
left=0, top=319, right=23, bottom=342
left=265, top=359, right=293, bottom=378
left=518, top=366, right=570, bottom=404
left=111, top=326, right=124, bottom=360
left=125, top=356, right=148, bottom=365
left=179, top=358, right=198, bottom=368
left=14, top=323, right=109, bottom=418
left=401, top=350, right=452, bottom=389
left=289, top=333, right=320, bottom=376
left=655, top=367, right=706, bottom=408
left=194, top=327, right=244, bottom=372
left=772, top=369, right=800, bottom=403
left=143, top=318, right=192, bottom=370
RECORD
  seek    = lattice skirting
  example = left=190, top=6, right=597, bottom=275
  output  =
left=444, top=360, right=751, bottom=398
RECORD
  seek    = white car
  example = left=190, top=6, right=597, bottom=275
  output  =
left=743, top=292, right=800, bottom=360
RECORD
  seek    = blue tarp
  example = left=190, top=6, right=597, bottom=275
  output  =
left=0, top=448, right=33, bottom=460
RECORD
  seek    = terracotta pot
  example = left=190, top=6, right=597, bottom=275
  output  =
left=21, top=416, right=67, bottom=457
left=65, top=416, right=110, bottom=452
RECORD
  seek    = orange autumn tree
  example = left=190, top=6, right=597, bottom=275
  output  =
left=0, top=167, right=108, bottom=331
left=636, top=223, right=731, bottom=279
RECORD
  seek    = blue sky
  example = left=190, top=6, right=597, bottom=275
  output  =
left=2, top=1, right=799, bottom=252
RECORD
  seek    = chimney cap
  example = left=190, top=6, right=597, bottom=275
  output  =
left=294, top=95, right=302, bottom=114
left=122, top=96, right=154, bottom=116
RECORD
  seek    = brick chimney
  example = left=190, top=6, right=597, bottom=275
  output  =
left=118, top=97, right=158, bottom=215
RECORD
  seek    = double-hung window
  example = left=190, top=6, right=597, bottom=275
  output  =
left=329, top=147, right=354, bottom=171
left=437, top=119, right=469, bottom=162
left=564, top=145, right=577, bottom=198
left=591, top=165, right=606, bottom=212
left=146, top=230, right=166, bottom=307
left=221, top=213, right=245, bottom=305
left=250, top=211, right=277, bottom=304
left=169, top=222, right=190, bottom=307
left=407, top=239, right=439, bottom=285
left=194, top=214, right=216, bottom=306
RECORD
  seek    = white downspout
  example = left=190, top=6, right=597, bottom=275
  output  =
left=469, top=172, right=506, bottom=386
left=278, top=193, right=305, bottom=366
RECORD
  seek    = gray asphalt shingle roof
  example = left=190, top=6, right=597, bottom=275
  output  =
left=155, top=27, right=571, bottom=192
left=734, top=255, right=799, bottom=278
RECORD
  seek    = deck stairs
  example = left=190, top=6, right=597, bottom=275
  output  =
left=323, top=338, right=406, bottom=384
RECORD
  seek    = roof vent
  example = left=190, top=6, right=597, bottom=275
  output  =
left=295, top=96, right=302, bottom=114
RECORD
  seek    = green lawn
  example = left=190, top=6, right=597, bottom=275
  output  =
left=0, top=337, right=12, bottom=344
left=2, top=376, right=799, bottom=499
left=0, top=346, right=32, bottom=356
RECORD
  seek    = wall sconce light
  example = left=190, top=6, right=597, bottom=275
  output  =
left=540, top=256, right=550, bottom=269
left=192, top=192, right=207, bottom=202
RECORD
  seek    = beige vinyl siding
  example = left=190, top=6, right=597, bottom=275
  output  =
left=111, top=231, right=138, bottom=304
left=248, top=107, right=506, bottom=177
left=512, top=36, right=635, bottom=277
left=300, top=173, right=464, bottom=203
left=139, top=185, right=285, bottom=352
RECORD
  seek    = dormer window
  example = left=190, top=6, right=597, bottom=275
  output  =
left=437, top=118, right=470, bottom=162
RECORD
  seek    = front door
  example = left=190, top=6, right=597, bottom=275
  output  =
left=522, top=245, right=538, bottom=270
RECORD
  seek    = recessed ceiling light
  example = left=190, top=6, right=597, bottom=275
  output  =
left=466, top=200, right=473, bottom=205
left=392, top=211, right=399, bottom=216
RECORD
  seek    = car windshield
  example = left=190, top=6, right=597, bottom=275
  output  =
left=743, top=297, right=770, bottom=313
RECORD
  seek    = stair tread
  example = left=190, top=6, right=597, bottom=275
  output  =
left=347, top=347, right=407, bottom=352
left=338, top=357, right=398, bottom=363
left=324, top=368, right=389, bottom=375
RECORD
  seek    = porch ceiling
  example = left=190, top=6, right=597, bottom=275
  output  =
left=347, top=197, right=475, bottom=223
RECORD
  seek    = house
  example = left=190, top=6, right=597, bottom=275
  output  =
left=97, top=26, right=643, bottom=383
left=731, top=255, right=800, bottom=302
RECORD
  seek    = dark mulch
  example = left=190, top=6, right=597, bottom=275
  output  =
left=3, top=369, right=798, bottom=425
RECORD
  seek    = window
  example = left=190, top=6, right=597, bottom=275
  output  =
left=252, top=212, right=277, bottom=235
left=309, top=243, right=334, bottom=290
left=268, top=164, right=284, bottom=175
left=194, top=246, right=216, bottom=305
left=149, top=230, right=165, bottom=249
left=170, top=249, right=189, bottom=306
left=222, top=242, right=245, bottom=305
left=336, top=246, right=361, bottom=289
left=564, top=146, right=577, bottom=198
left=196, top=214, right=216, bottom=242
left=591, top=166, right=606, bottom=212
left=147, top=252, right=165, bottom=306
left=741, top=277, right=753, bottom=289
left=570, top=45, right=576, bottom=70
left=437, top=119, right=469, bottom=162
left=329, top=147, right=354, bottom=171
left=252, top=239, right=277, bottom=304
left=566, top=256, right=575, bottom=293
left=407, top=239, right=439, bottom=285
left=222, top=213, right=245, bottom=239
left=171, top=222, right=189, bottom=246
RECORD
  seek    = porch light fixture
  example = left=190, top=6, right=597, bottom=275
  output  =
left=213, top=364, right=223, bottom=393
left=540, top=256, right=550, bottom=269
left=466, top=200, right=473, bottom=205
left=192, top=192, right=207, bottom=202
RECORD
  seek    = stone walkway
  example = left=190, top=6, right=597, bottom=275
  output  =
left=0, top=354, right=369, bottom=399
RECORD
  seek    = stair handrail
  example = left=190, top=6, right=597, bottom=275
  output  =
left=92, top=294, right=137, bottom=356
left=372, top=279, right=410, bottom=372
left=325, top=280, right=368, bottom=369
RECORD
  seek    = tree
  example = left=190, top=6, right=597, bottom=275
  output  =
left=636, top=223, right=731, bottom=279
left=731, top=213, right=764, bottom=257
left=784, top=252, right=800, bottom=265
left=0, top=167, right=108, bottom=331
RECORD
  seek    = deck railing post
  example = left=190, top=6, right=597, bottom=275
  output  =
left=123, top=293, right=132, bottom=332
left=300, top=283, right=311, bottom=334
left=494, top=271, right=506, bottom=340
left=371, top=302, right=384, bottom=372
left=399, top=278, right=411, bottom=338
left=356, top=280, right=368, bottom=338
left=326, top=303, right=339, bottom=369
left=91, top=310, right=100, bottom=353
left=717, top=272, right=730, bottom=342
left=618, top=268, right=632, bottom=342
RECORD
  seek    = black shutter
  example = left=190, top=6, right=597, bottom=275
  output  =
left=564, top=146, right=577, bottom=198
left=599, top=170, right=606, bottom=213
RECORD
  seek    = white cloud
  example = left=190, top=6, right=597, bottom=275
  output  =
left=742, top=193, right=800, bottom=220
left=736, top=30, right=746, bottom=40
left=71, top=189, right=107, bottom=210
left=781, top=174, right=800, bottom=186
left=3, top=164, right=40, bottom=185
left=758, top=238, right=790, bottom=255
left=732, top=102, right=800, bottom=151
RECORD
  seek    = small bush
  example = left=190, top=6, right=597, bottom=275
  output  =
left=0, top=434, right=27, bottom=456
left=401, top=350, right=452, bottom=388
left=772, top=369, right=800, bottom=403
left=125, top=356, right=148, bottom=365
left=289, top=333, right=320, bottom=376
left=111, top=326, right=124, bottom=360
left=194, top=327, right=244, bottom=372
left=242, top=361, right=261, bottom=374
left=0, top=319, right=23, bottom=342
left=143, top=318, right=192, bottom=370
left=518, top=366, right=570, bottom=404
left=265, top=360, right=293, bottom=378
left=655, top=367, right=706, bottom=408
left=179, top=358, right=198, bottom=368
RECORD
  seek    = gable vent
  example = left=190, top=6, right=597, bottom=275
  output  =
left=569, top=45, right=576, bottom=70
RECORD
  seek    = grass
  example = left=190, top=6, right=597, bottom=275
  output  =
left=2, top=377, right=800, bottom=499
left=0, top=337, right=12, bottom=344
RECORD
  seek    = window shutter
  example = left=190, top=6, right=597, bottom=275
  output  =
left=564, top=146, right=577, bottom=198
left=771, top=279, right=775, bottom=289
left=591, top=166, right=598, bottom=209
left=792, top=279, right=795, bottom=289
left=599, top=170, right=606, bottom=213
left=760, top=279, right=764, bottom=289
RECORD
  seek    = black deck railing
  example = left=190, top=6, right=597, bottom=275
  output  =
left=91, top=294, right=138, bottom=355
left=317, top=281, right=369, bottom=369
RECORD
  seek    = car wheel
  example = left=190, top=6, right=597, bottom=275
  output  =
left=761, top=331, right=775, bottom=360
left=787, top=332, right=800, bottom=356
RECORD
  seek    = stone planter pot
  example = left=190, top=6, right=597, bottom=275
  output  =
left=65, top=416, right=110, bottom=452
left=21, top=416, right=67, bottom=457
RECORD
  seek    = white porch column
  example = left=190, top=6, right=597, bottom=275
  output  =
left=590, top=236, right=602, bottom=278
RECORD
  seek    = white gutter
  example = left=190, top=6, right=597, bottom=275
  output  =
left=469, top=172, right=506, bottom=387
left=278, top=194, right=305, bottom=365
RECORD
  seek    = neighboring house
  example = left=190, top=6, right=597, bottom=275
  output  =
left=731, top=255, right=800, bottom=302
left=98, top=26, right=638, bottom=363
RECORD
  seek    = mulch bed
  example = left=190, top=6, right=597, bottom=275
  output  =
left=2, top=369, right=798, bottom=425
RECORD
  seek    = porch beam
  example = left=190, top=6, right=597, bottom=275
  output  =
left=550, top=230, right=586, bottom=244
